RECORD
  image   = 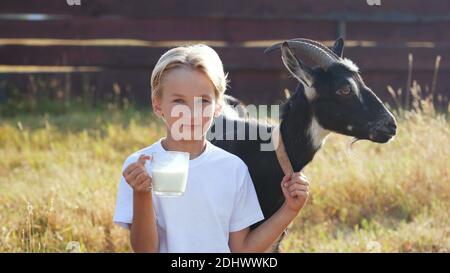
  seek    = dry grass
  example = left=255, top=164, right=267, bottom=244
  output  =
left=0, top=101, right=448, bottom=252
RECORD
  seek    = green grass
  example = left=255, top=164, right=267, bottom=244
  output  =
left=0, top=104, right=448, bottom=252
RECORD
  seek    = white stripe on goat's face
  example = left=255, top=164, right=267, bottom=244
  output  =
left=304, top=85, right=317, bottom=101
left=308, top=116, right=330, bottom=150
left=347, top=76, right=362, bottom=102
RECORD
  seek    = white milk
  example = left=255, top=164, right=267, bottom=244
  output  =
left=147, top=150, right=190, bottom=197
left=152, top=168, right=188, bottom=196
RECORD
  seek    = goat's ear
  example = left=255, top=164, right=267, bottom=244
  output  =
left=332, top=37, right=344, bottom=58
left=281, top=42, right=314, bottom=87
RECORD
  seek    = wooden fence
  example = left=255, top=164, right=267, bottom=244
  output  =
left=0, top=0, right=449, bottom=108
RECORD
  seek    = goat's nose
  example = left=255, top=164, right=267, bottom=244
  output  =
left=381, top=120, right=397, bottom=135
left=385, top=121, right=397, bottom=131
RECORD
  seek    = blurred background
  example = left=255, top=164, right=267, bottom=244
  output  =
left=1, top=0, right=449, bottom=109
left=0, top=0, right=448, bottom=253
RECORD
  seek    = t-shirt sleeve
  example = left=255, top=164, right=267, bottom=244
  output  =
left=113, top=157, right=135, bottom=230
left=229, top=164, right=265, bottom=232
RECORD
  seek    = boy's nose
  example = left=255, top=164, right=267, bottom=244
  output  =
left=190, top=117, right=203, bottom=125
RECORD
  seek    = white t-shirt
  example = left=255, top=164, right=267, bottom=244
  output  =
left=113, top=137, right=265, bottom=253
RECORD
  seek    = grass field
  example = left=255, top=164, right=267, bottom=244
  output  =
left=0, top=103, right=448, bottom=252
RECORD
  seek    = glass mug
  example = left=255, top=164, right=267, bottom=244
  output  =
left=145, top=151, right=190, bottom=197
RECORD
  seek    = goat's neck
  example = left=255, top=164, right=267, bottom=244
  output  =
left=279, top=89, right=330, bottom=172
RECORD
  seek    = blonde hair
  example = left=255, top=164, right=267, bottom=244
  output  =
left=151, top=44, right=228, bottom=103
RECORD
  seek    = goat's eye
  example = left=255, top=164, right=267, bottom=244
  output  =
left=337, top=87, right=352, bottom=96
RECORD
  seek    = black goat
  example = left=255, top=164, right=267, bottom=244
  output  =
left=206, top=38, right=397, bottom=252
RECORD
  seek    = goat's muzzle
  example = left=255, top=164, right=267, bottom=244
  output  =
left=368, top=117, right=397, bottom=143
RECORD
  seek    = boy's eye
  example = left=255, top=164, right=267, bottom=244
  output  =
left=173, top=98, right=211, bottom=103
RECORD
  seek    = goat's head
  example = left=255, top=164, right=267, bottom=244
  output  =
left=266, top=38, right=397, bottom=143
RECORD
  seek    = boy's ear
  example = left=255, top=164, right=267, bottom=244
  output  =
left=152, top=97, right=164, bottom=118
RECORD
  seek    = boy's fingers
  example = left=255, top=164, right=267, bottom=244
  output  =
left=129, top=168, right=144, bottom=180
left=123, top=163, right=137, bottom=176
left=290, top=189, right=309, bottom=198
left=292, top=172, right=308, bottom=181
left=124, top=155, right=151, bottom=177
left=135, top=172, right=148, bottom=184
left=131, top=174, right=151, bottom=190
left=291, top=175, right=309, bottom=186
left=137, top=154, right=151, bottom=166
left=293, top=172, right=307, bottom=180
left=137, top=177, right=152, bottom=192
left=282, top=173, right=309, bottom=189
left=136, top=178, right=149, bottom=190
left=283, top=179, right=293, bottom=188
left=288, top=184, right=308, bottom=193
left=284, top=177, right=307, bottom=188
left=281, top=173, right=294, bottom=186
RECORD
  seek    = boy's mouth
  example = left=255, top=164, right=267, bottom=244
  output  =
left=181, top=124, right=202, bottom=129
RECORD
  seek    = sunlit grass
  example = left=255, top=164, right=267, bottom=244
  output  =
left=0, top=102, right=448, bottom=252
left=0, top=108, right=165, bottom=252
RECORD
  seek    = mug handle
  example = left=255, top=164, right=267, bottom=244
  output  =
left=144, top=152, right=154, bottom=178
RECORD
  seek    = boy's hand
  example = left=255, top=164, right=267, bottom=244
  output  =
left=281, top=172, right=309, bottom=213
left=123, top=154, right=152, bottom=193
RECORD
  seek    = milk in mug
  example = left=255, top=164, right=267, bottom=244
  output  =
left=148, top=151, right=190, bottom=197
left=152, top=168, right=188, bottom=195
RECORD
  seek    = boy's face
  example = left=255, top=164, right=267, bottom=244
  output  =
left=152, top=67, right=222, bottom=141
